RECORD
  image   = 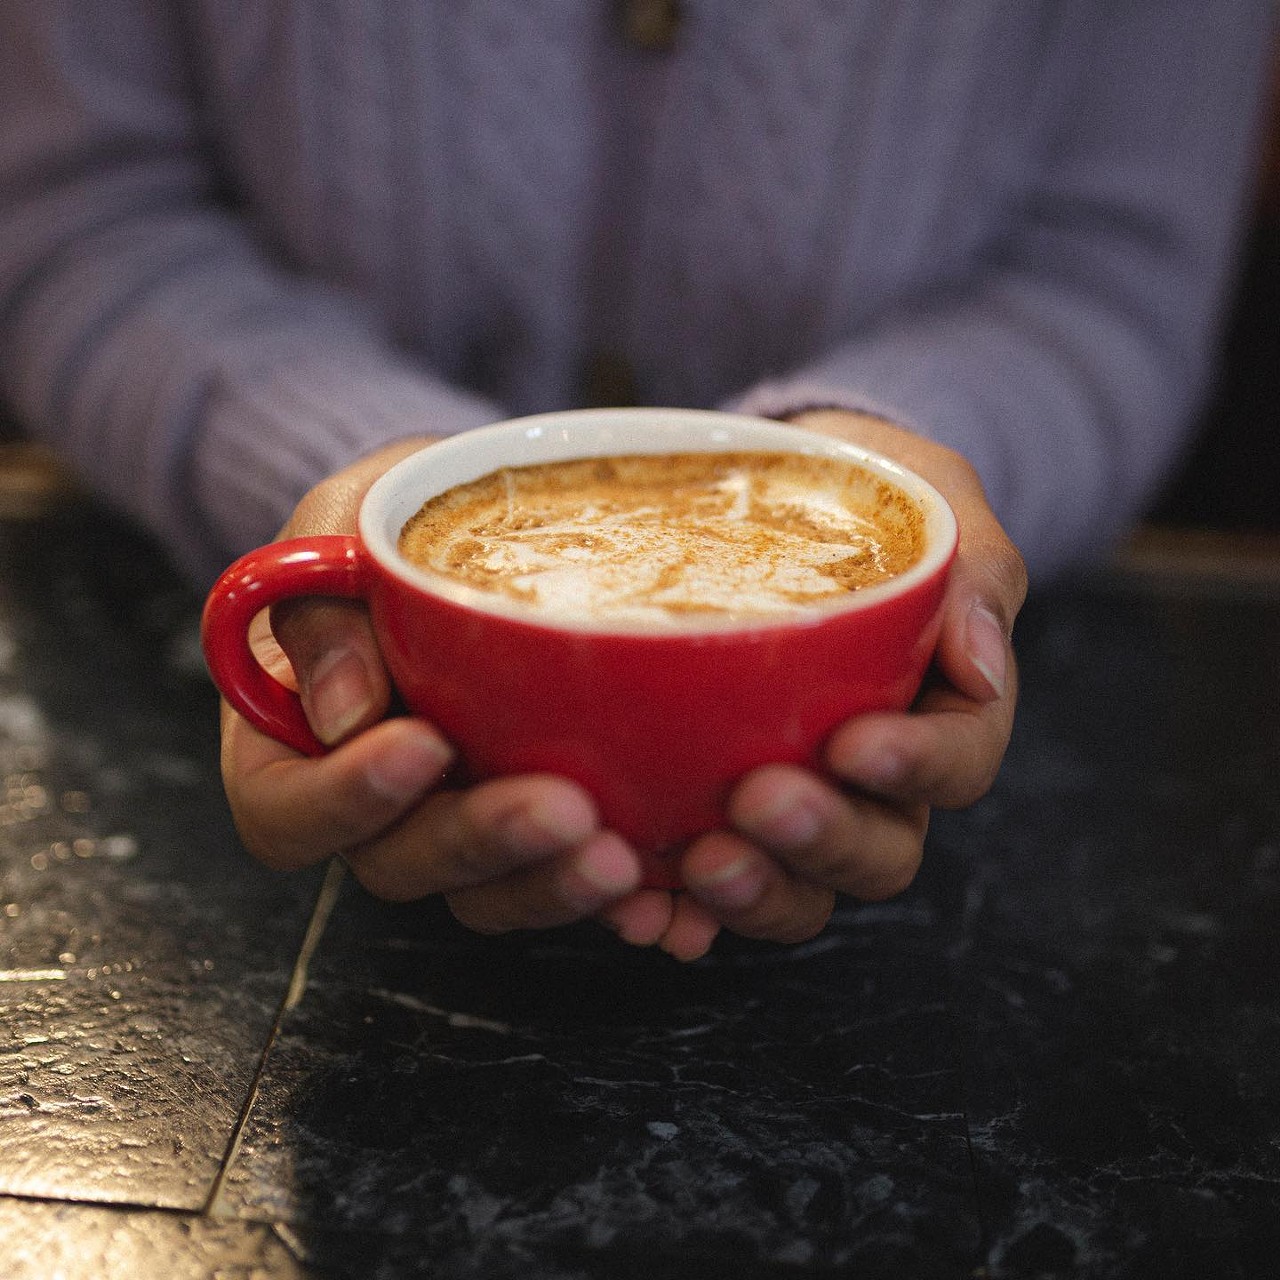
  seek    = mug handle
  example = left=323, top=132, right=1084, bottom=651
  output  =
left=200, top=536, right=371, bottom=757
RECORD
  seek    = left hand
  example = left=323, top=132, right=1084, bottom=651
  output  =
left=599, top=409, right=1027, bottom=960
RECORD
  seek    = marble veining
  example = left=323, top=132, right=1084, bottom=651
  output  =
left=1, top=499, right=1279, bottom=1276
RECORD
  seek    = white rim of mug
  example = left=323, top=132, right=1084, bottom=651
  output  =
left=360, top=408, right=959, bottom=636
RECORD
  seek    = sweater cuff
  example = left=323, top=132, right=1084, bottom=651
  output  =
left=725, top=379, right=925, bottom=435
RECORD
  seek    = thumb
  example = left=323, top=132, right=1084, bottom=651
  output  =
left=269, top=598, right=394, bottom=747
left=931, top=539, right=1027, bottom=705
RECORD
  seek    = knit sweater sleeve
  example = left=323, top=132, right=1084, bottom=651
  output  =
left=732, top=3, right=1276, bottom=581
left=0, top=1, right=501, bottom=586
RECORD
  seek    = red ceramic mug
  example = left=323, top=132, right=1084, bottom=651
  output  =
left=201, top=408, right=957, bottom=889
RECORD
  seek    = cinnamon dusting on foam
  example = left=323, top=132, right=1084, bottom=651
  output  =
left=397, top=452, right=924, bottom=625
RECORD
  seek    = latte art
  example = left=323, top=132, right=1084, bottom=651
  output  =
left=397, top=451, right=923, bottom=625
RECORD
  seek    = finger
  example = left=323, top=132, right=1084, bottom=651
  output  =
left=444, top=831, right=644, bottom=934
left=791, top=410, right=1027, bottom=705
left=597, top=890, right=678, bottom=947
left=681, top=830, right=837, bottom=943
left=342, top=772, right=618, bottom=903
left=935, top=514, right=1027, bottom=706
left=597, top=890, right=724, bottom=961
left=246, top=606, right=297, bottom=689
left=655, top=895, right=723, bottom=961
left=725, top=764, right=928, bottom=900
left=269, top=598, right=394, bottom=746
left=222, top=712, right=455, bottom=871
left=826, top=670, right=1018, bottom=810
left=260, top=444, right=439, bottom=748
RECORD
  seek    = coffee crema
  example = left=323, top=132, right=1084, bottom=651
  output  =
left=397, top=451, right=924, bottom=625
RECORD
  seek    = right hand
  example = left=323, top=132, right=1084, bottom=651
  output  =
left=218, top=440, right=723, bottom=958
left=665, top=410, right=1026, bottom=949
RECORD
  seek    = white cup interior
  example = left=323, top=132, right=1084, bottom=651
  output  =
left=361, top=408, right=958, bottom=634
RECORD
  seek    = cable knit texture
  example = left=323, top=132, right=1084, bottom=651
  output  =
left=0, top=1, right=1273, bottom=583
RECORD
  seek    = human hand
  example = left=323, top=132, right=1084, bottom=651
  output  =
left=636, top=409, right=1026, bottom=951
left=217, top=438, right=656, bottom=938
left=217, top=412, right=1023, bottom=964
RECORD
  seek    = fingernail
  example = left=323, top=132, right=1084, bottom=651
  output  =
left=365, top=730, right=453, bottom=804
left=842, top=739, right=905, bottom=791
left=574, top=837, right=641, bottom=895
left=687, top=856, right=765, bottom=910
left=495, top=793, right=596, bottom=856
left=966, top=603, right=1008, bottom=700
left=307, top=648, right=375, bottom=745
left=739, top=785, right=824, bottom=848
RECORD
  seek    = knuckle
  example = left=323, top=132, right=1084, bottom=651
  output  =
left=855, top=848, right=923, bottom=901
left=807, top=844, right=865, bottom=887
left=348, top=862, right=413, bottom=902
left=991, top=542, right=1029, bottom=617
left=798, top=802, right=896, bottom=887
left=405, top=791, right=496, bottom=887
left=225, top=788, right=324, bottom=872
left=965, top=541, right=1028, bottom=633
left=230, top=818, right=302, bottom=872
left=441, top=822, right=497, bottom=884
left=933, top=718, right=1014, bottom=810
left=943, top=760, right=1003, bottom=810
left=740, top=890, right=833, bottom=944
left=319, top=777, right=406, bottom=850
left=281, top=473, right=361, bottom=538
left=941, top=443, right=983, bottom=490
left=772, top=911, right=830, bottom=945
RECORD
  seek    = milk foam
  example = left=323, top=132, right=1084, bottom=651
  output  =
left=398, top=452, right=921, bottom=625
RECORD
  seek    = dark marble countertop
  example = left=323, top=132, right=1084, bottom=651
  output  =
left=1, top=488, right=1278, bottom=1279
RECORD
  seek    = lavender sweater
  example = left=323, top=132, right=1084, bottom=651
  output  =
left=0, top=2, right=1273, bottom=584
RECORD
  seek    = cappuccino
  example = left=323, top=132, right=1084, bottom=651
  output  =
left=397, top=451, right=923, bottom=626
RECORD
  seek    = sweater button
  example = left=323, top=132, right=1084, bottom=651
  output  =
left=620, top=0, right=681, bottom=52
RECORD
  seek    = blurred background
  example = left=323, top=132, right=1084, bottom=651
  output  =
left=1143, top=38, right=1280, bottom=553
